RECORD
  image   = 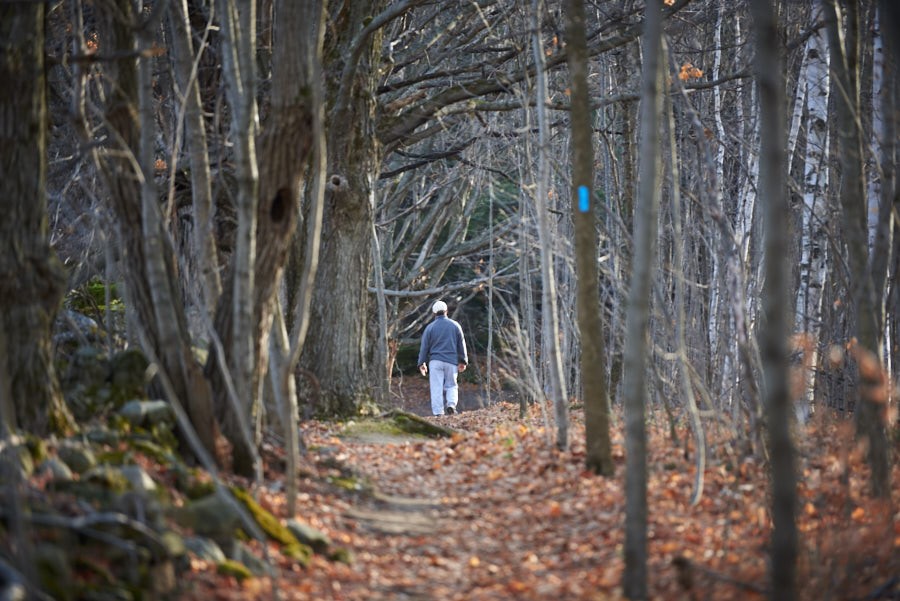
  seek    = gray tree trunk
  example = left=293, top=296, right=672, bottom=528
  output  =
left=622, top=0, right=663, bottom=597
left=167, top=0, right=222, bottom=316
left=531, top=0, right=568, bottom=450
left=208, top=0, right=314, bottom=475
left=824, top=0, right=891, bottom=498
left=299, top=0, right=388, bottom=416
left=751, top=1, right=798, bottom=599
left=97, top=0, right=219, bottom=464
left=0, top=3, right=73, bottom=436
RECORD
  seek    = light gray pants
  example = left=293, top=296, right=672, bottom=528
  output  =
left=428, top=360, right=458, bottom=415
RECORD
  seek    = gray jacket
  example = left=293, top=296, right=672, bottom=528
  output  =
left=418, top=315, right=468, bottom=367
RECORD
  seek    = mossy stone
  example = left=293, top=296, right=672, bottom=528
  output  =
left=286, top=519, right=331, bottom=554
left=216, top=559, right=252, bottom=582
left=229, top=487, right=299, bottom=547
left=282, top=542, right=312, bottom=567
left=57, top=442, right=97, bottom=474
left=170, top=493, right=241, bottom=539
left=328, top=547, right=354, bottom=564
left=83, top=466, right=131, bottom=492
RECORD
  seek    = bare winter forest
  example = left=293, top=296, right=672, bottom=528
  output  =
left=0, top=0, right=898, bottom=599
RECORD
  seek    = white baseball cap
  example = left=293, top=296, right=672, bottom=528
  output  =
left=432, top=300, right=448, bottom=314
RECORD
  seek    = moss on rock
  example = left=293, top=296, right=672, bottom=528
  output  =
left=216, top=559, right=253, bottom=582
left=229, top=487, right=298, bottom=547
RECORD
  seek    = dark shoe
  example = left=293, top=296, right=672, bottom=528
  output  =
left=446, top=405, right=456, bottom=415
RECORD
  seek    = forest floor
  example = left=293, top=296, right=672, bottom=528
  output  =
left=179, top=378, right=900, bottom=601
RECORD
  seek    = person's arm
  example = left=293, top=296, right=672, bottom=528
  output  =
left=418, top=327, right=430, bottom=375
left=456, top=324, right=468, bottom=371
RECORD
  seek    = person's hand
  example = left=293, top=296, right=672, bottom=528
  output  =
left=458, top=363, right=467, bottom=372
left=419, top=363, right=428, bottom=377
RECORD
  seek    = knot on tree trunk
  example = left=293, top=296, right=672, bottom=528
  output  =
left=326, top=174, right=349, bottom=193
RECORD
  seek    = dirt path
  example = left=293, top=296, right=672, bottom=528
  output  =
left=327, top=416, right=480, bottom=600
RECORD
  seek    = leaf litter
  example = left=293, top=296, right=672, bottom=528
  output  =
left=178, top=388, right=900, bottom=601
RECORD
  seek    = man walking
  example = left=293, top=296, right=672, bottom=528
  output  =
left=418, top=300, right=468, bottom=416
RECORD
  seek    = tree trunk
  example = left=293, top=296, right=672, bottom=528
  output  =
left=0, top=3, right=73, bottom=436
left=210, top=0, right=260, bottom=476
left=167, top=0, right=222, bottom=316
left=751, top=1, right=798, bottom=598
left=97, top=0, right=219, bottom=464
left=824, top=0, right=890, bottom=498
left=300, top=0, right=388, bottom=417
left=794, top=26, right=831, bottom=422
left=531, top=0, right=568, bottom=451
left=623, top=0, right=663, bottom=597
left=208, top=0, right=313, bottom=476
left=565, top=0, right=613, bottom=476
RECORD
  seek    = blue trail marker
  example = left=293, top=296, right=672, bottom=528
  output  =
left=578, top=185, right=590, bottom=213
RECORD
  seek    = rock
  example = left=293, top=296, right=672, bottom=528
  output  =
left=118, top=465, right=157, bottom=495
left=53, top=309, right=100, bottom=348
left=0, top=444, right=34, bottom=482
left=184, top=537, right=226, bottom=563
left=107, top=349, right=148, bottom=400
left=36, top=457, right=74, bottom=483
left=216, top=559, right=253, bottom=582
left=286, top=520, right=331, bottom=554
left=0, top=557, right=26, bottom=601
left=227, top=542, right=270, bottom=577
left=57, top=441, right=97, bottom=474
left=84, top=427, right=121, bottom=446
left=118, top=400, right=172, bottom=427
left=82, top=466, right=130, bottom=492
left=170, top=493, right=241, bottom=539
left=33, top=544, right=72, bottom=601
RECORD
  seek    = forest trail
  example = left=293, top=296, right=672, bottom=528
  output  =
left=182, top=398, right=900, bottom=601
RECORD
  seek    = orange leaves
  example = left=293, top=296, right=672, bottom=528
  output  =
left=678, top=62, right=704, bottom=81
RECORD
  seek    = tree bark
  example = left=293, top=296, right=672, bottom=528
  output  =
left=751, top=1, right=798, bottom=599
left=299, top=0, right=388, bottom=416
left=207, top=0, right=312, bottom=475
left=565, top=0, right=613, bottom=476
left=0, top=3, right=73, bottom=436
left=531, top=0, right=568, bottom=451
left=623, top=1, right=664, bottom=598
left=824, top=0, right=891, bottom=498
left=167, top=0, right=222, bottom=316
left=97, top=0, right=219, bottom=464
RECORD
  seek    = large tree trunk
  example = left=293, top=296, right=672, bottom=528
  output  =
left=207, top=0, right=312, bottom=476
left=565, top=0, right=613, bottom=476
left=751, top=0, right=798, bottom=598
left=0, top=3, right=73, bottom=436
left=299, top=0, right=388, bottom=417
left=622, top=0, right=663, bottom=597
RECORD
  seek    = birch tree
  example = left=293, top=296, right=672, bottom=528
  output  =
left=794, top=25, right=830, bottom=421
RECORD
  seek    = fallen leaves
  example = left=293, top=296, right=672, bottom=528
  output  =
left=171, top=390, right=899, bottom=601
